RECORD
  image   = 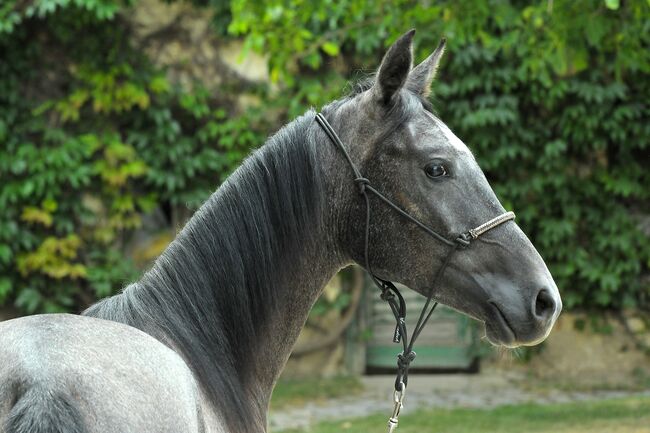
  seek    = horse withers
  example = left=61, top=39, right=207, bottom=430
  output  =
left=0, top=30, right=561, bottom=433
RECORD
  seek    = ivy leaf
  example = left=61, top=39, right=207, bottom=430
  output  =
left=0, top=278, right=12, bottom=303
left=321, top=42, right=340, bottom=56
left=15, top=288, right=42, bottom=314
left=0, top=245, right=12, bottom=264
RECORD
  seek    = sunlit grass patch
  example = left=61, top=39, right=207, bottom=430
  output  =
left=270, top=375, right=364, bottom=409
left=277, top=396, right=650, bottom=433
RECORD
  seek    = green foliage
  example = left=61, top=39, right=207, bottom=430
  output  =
left=440, top=49, right=649, bottom=310
left=228, top=0, right=650, bottom=311
left=0, top=0, right=120, bottom=35
left=0, top=0, right=648, bottom=313
left=0, top=0, right=265, bottom=312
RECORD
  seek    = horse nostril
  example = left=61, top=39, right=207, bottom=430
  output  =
left=534, top=289, right=555, bottom=320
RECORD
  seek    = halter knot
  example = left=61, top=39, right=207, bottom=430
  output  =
left=354, top=177, right=370, bottom=194
left=380, top=290, right=395, bottom=302
left=454, top=232, right=472, bottom=248
left=397, top=351, right=417, bottom=369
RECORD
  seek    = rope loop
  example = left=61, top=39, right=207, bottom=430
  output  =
left=354, top=177, right=370, bottom=194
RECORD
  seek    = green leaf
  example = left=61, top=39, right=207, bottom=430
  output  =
left=15, top=288, right=42, bottom=314
left=0, top=278, right=12, bottom=303
left=321, top=42, right=340, bottom=56
left=0, top=245, right=12, bottom=264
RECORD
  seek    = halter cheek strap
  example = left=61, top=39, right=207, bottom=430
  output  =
left=314, top=112, right=515, bottom=432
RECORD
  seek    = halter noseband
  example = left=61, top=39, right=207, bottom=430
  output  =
left=315, top=112, right=515, bottom=432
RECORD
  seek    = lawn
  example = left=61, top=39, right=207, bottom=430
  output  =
left=276, top=396, right=650, bottom=433
left=270, top=375, right=364, bottom=409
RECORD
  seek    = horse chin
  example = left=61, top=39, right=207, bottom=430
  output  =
left=483, top=307, right=554, bottom=349
left=484, top=322, right=519, bottom=348
left=483, top=303, right=519, bottom=348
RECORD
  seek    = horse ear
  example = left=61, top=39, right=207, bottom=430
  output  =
left=372, top=29, right=415, bottom=104
left=407, top=38, right=446, bottom=97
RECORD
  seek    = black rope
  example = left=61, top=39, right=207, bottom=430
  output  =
left=314, top=112, right=513, bottom=392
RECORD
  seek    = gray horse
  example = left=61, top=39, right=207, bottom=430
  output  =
left=0, top=30, right=561, bottom=433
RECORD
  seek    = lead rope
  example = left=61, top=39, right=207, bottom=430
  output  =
left=314, top=113, right=515, bottom=433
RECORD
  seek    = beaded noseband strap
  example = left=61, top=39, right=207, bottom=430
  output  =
left=469, top=211, right=516, bottom=239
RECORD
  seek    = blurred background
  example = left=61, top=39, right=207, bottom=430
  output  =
left=0, top=0, right=649, bottom=431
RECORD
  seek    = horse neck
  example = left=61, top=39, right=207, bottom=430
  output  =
left=87, top=111, right=351, bottom=432
left=239, top=125, right=350, bottom=429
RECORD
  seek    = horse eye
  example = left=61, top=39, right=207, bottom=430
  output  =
left=424, top=163, right=448, bottom=179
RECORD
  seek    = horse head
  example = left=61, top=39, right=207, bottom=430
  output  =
left=323, top=30, right=561, bottom=347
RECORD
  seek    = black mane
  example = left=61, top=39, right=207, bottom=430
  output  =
left=84, top=110, right=324, bottom=430
left=83, top=75, right=431, bottom=431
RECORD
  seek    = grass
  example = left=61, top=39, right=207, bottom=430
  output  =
left=276, top=396, right=650, bottom=433
left=270, top=375, right=364, bottom=409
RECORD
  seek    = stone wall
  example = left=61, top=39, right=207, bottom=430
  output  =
left=129, top=0, right=268, bottom=106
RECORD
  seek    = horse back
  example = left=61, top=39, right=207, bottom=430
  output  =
left=0, top=314, right=207, bottom=433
